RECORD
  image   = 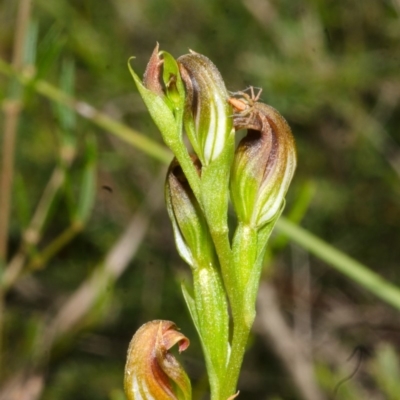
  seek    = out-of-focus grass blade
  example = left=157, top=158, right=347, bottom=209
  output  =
left=76, top=135, right=97, bottom=223
left=24, top=20, right=38, bottom=67
left=56, top=58, right=78, bottom=221
left=21, top=20, right=38, bottom=102
left=14, top=173, right=32, bottom=229
left=36, top=23, right=66, bottom=79
left=108, top=389, right=126, bottom=400
left=276, top=217, right=400, bottom=311
left=372, top=344, right=400, bottom=399
left=274, top=180, right=315, bottom=249
left=56, top=58, right=76, bottom=136
left=264, top=181, right=315, bottom=264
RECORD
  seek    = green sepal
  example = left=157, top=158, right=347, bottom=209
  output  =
left=165, top=160, right=215, bottom=268
left=165, top=192, right=194, bottom=267
left=160, top=51, right=186, bottom=116
left=230, top=133, right=265, bottom=225
left=128, top=58, right=178, bottom=149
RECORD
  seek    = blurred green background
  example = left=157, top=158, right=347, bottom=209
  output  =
left=1, top=0, right=400, bottom=399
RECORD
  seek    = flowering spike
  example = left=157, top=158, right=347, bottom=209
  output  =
left=229, top=90, right=297, bottom=228
left=124, top=320, right=192, bottom=400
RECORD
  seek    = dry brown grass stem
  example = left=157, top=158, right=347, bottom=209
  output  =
left=256, top=282, right=325, bottom=400
left=0, top=0, right=32, bottom=261
left=0, top=0, right=32, bottom=380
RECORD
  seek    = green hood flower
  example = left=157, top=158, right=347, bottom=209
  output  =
left=178, top=52, right=232, bottom=166
left=165, top=157, right=215, bottom=268
left=230, top=93, right=297, bottom=228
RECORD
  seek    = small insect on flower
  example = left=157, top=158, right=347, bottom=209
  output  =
left=229, top=86, right=297, bottom=228
left=228, top=86, right=263, bottom=114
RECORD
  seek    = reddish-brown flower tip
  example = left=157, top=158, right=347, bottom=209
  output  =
left=143, top=43, right=164, bottom=96
left=124, top=320, right=191, bottom=400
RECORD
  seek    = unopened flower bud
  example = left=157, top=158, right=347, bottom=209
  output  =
left=229, top=93, right=296, bottom=228
left=128, top=45, right=185, bottom=151
left=142, top=43, right=183, bottom=109
left=124, top=320, right=191, bottom=400
left=178, top=51, right=232, bottom=166
left=165, top=157, right=215, bottom=268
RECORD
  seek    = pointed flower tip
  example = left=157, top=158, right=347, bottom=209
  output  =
left=124, top=320, right=191, bottom=400
left=143, top=43, right=164, bottom=96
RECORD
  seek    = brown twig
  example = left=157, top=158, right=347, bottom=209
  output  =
left=255, top=281, right=325, bottom=400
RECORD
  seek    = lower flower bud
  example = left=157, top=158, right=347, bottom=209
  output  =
left=165, top=157, right=215, bottom=269
left=124, top=320, right=191, bottom=400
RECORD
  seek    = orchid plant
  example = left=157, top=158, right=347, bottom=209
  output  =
left=124, top=45, right=296, bottom=400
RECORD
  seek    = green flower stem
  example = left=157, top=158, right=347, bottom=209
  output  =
left=276, top=217, right=400, bottom=311
left=210, top=231, right=233, bottom=294
left=193, top=266, right=229, bottom=400
left=231, top=223, right=257, bottom=307
left=200, top=135, right=235, bottom=304
left=222, top=315, right=252, bottom=400
left=218, top=222, right=258, bottom=399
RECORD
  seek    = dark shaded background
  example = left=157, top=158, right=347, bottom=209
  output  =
left=1, top=0, right=400, bottom=399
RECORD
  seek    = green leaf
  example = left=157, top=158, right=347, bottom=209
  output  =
left=276, top=217, right=400, bottom=311
left=128, top=58, right=178, bottom=149
left=56, top=58, right=76, bottom=135
left=36, top=24, right=66, bottom=80
left=181, top=283, right=201, bottom=336
left=76, top=135, right=97, bottom=223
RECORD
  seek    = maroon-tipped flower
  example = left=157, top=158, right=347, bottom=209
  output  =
left=229, top=91, right=297, bottom=228
left=178, top=51, right=233, bottom=166
left=124, top=320, right=191, bottom=400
